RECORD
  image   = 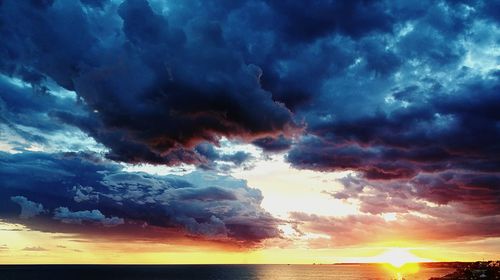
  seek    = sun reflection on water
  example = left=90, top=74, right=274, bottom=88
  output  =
left=382, top=262, right=420, bottom=279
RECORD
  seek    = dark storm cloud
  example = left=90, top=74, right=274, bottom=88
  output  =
left=284, top=2, right=499, bottom=183
left=267, top=0, right=394, bottom=42
left=288, top=73, right=500, bottom=179
left=10, top=196, right=45, bottom=219
left=79, top=0, right=107, bottom=8
left=283, top=2, right=498, bottom=177
left=1, top=0, right=470, bottom=164
left=2, top=0, right=495, bottom=169
left=194, top=142, right=253, bottom=170
left=328, top=172, right=500, bottom=217
left=0, top=0, right=299, bottom=165
left=282, top=0, right=500, bottom=220
left=412, top=172, right=500, bottom=216
left=252, top=135, right=292, bottom=153
left=53, top=207, right=124, bottom=226
left=0, top=151, right=280, bottom=244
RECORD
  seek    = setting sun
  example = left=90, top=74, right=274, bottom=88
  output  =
left=376, top=248, right=429, bottom=268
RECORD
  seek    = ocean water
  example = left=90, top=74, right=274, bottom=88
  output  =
left=0, top=264, right=454, bottom=280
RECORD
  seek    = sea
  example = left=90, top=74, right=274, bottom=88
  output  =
left=0, top=264, right=455, bottom=280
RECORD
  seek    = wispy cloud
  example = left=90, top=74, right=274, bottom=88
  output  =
left=22, top=246, right=47, bottom=252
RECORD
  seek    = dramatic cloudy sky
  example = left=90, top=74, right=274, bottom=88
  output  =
left=0, top=0, right=499, bottom=263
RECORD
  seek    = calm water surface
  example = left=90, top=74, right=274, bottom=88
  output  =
left=0, top=264, right=454, bottom=280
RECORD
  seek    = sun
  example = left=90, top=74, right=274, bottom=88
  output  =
left=376, top=248, right=427, bottom=268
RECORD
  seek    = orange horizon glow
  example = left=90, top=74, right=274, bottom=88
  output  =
left=373, top=248, right=430, bottom=267
left=1, top=220, right=498, bottom=265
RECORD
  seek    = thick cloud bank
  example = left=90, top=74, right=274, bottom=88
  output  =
left=0, top=151, right=279, bottom=244
left=0, top=0, right=298, bottom=164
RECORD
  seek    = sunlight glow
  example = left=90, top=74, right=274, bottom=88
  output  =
left=376, top=248, right=427, bottom=268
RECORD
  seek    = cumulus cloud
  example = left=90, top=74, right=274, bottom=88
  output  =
left=53, top=207, right=124, bottom=227
left=10, top=196, right=44, bottom=219
left=72, top=185, right=99, bottom=203
left=0, top=151, right=280, bottom=244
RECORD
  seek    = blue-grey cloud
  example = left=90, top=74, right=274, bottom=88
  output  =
left=194, top=142, right=253, bottom=170
left=281, top=0, right=500, bottom=217
left=10, top=196, right=45, bottom=219
left=252, top=135, right=292, bottom=153
left=2, top=0, right=496, bottom=171
left=0, top=151, right=280, bottom=244
left=53, top=207, right=124, bottom=227
left=0, top=0, right=299, bottom=165
left=328, top=172, right=500, bottom=217
left=0, top=75, right=98, bottom=153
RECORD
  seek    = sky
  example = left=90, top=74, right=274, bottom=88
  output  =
left=0, top=0, right=499, bottom=264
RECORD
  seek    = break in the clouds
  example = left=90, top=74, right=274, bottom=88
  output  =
left=0, top=0, right=499, bottom=248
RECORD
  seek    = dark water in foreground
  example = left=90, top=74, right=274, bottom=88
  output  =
left=0, top=264, right=454, bottom=280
